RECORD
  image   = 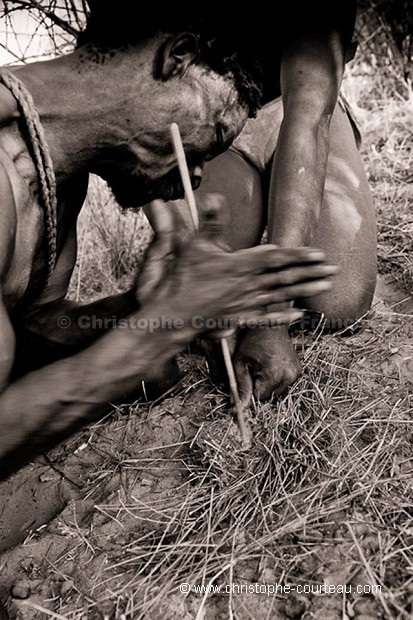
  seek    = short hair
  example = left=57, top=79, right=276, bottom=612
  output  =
left=77, top=5, right=263, bottom=117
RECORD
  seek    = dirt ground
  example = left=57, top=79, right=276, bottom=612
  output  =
left=0, top=271, right=412, bottom=620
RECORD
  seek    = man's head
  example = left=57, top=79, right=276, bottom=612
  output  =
left=76, top=5, right=264, bottom=208
left=78, top=6, right=263, bottom=116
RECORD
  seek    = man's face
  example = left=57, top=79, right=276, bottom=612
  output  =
left=93, top=62, right=249, bottom=209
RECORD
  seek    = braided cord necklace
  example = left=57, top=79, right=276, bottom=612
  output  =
left=0, top=69, right=57, bottom=289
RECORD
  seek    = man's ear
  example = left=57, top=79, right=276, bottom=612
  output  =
left=159, top=32, right=200, bottom=80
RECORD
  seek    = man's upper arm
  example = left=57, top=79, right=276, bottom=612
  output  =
left=280, top=2, right=357, bottom=115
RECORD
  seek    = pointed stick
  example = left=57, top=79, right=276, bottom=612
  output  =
left=170, top=123, right=199, bottom=232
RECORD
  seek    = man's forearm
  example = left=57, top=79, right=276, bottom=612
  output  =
left=22, top=288, right=139, bottom=349
left=267, top=114, right=330, bottom=248
left=1, top=313, right=195, bottom=473
left=12, top=289, right=141, bottom=379
left=269, top=23, right=347, bottom=247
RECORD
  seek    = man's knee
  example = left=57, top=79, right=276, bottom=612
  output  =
left=298, top=272, right=376, bottom=331
left=197, top=150, right=265, bottom=250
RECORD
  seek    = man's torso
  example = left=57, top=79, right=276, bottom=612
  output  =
left=0, top=123, right=87, bottom=318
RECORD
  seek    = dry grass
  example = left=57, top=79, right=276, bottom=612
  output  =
left=343, top=67, right=413, bottom=295
left=17, top=311, right=413, bottom=620
left=67, top=176, right=152, bottom=304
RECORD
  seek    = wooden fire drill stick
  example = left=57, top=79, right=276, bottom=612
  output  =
left=169, top=123, right=251, bottom=448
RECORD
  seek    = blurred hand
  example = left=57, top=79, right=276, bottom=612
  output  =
left=136, top=198, right=338, bottom=331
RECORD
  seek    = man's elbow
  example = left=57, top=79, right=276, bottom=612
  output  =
left=283, top=86, right=339, bottom=125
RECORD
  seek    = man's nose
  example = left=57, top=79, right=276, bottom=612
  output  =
left=191, top=165, right=203, bottom=191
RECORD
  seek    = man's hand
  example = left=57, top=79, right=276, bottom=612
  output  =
left=137, top=195, right=229, bottom=303
left=234, top=325, right=302, bottom=403
left=139, top=198, right=337, bottom=404
left=137, top=199, right=337, bottom=331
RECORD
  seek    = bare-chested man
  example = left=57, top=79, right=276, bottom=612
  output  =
left=176, top=1, right=377, bottom=401
left=0, top=7, right=338, bottom=478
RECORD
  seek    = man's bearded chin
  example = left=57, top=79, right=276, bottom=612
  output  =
left=97, top=168, right=154, bottom=210
left=100, top=167, right=183, bottom=211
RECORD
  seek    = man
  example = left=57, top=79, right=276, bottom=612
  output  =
left=182, top=1, right=377, bottom=401
left=0, top=8, right=337, bottom=478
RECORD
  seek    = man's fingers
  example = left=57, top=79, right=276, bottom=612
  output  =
left=222, top=263, right=337, bottom=302
left=221, top=281, right=331, bottom=315
left=254, top=279, right=333, bottom=306
left=252, top=263, right=339, bottom=289
left=237, top=310, right=304, bottom=327
left=137, top=200, right=177, bottom=302
left=145, top=199, right=175, bottom=237
left=233, top=246, right=334, bottom=272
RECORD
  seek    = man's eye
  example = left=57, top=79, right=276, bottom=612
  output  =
left=210, top=126, right=227, bottom=156
left=204, top=126, right=227, bottom=162
left=216, top=125, right=225, bottom=148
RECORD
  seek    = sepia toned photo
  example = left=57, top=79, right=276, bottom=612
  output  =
left=0, top=2, right=411, bottom=618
